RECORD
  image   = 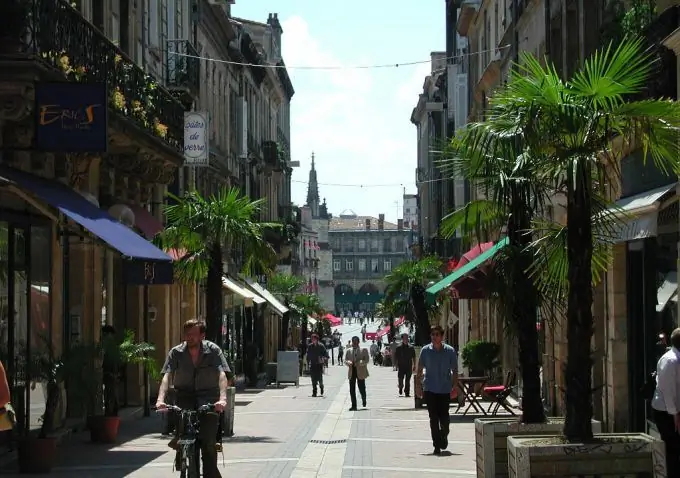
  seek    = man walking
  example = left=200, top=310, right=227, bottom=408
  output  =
left=345, top=336, right=369, bottom=411
left=652, top=327, right=680, bottom=477
left=417, top=325, right=457, bottom=455
left=307, top=333, right=328, bottom=397
left=395, top=333, right=416, bottom=397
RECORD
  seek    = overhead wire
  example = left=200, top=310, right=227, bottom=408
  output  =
left=169, top=45, right=511, bottom=70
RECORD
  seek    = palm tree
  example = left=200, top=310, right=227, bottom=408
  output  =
left=438, top=120, right=555, bottom=423
left=481, top=38, right=680, bottom=442
left=376, top=296, right=409, bottom=342
left=384, top=257, right=442, bottom=346
left=159, top=187, right=278, bottom=343
left=267, top=273, right=305, bottom=349
left=288, top=293, right=325, bottom=371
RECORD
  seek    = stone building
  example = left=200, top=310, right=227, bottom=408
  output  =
left=430, top=0, right=680, bottom=436
left=330, top=214, right=411, bottom=315
left=302, top=153, right=334, bottom=310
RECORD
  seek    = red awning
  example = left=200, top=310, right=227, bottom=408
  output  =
left=324, top=313, right=342, bottom=326
left=457, top=241, right=495, bottom=268
left=128, top=204, right=164, bottom=239
left=376, top=326, right=390, bottom=338
left=394, top=316, right=405, bottom=327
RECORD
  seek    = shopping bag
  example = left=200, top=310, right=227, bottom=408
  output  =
left=0, top=404, right=16, bottom=432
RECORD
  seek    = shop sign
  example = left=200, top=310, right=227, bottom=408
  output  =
left=184, top=111, right=209, bottom=167
left=124, top=260, right=174, bottom=285
left=35, top=82, right=108, bottom=152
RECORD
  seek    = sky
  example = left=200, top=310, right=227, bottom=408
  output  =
left=232, top=1, right=445, bottom=224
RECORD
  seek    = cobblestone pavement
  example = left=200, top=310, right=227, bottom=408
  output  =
left=1, top=323, right=508, bottom=477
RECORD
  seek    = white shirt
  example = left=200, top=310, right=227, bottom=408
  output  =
left=652, top=347, right=680, bottom=415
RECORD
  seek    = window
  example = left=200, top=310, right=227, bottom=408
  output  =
left=371, top=259, right=379, bottom=273
left=333, top=259, right=341, bottom=272
left=384, top=260, right=392, bottom=272
left=345, top=259, right=354, bottom=271
left=358, top=239, right=366, bottom=250
left=371, top=239, right=379, bottom=251
left=344, top=238, right=354, bottom=252
left=404, top=220, right=410, bottom=228
left=333, top=238, right=341, bottom=250
left=383, top=238, right=392, bottom=252
left=358, top=259, right=366, bottom=271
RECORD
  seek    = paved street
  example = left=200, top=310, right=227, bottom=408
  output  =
left=2, top=323, right=494, bottom=477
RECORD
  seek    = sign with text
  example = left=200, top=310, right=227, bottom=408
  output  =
left=184, top=111, right=209, bottom=167
left=35, top=82, right=108, bottom=152
left=124, top=260, right=174, bottom=285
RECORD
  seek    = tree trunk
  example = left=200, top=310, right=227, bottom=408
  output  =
left=563, top=164, right=595, bottom=442
left=411, top=284, right=430, bottom=345
left=510, top=204, right=545, bottom=424
left=280, top=297, right=291, bottom=350
left=205, top=242, right=223, bottom=344
left=388, top=315, right=395, bottom=343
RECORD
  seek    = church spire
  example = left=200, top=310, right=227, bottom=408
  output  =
left=305, top=152, right=320, bottom=217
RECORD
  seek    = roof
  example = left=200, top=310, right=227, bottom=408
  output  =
left=329, top=215, right=399, bottom=232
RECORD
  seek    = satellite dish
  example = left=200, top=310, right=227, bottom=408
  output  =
left=108, top=204, right=135, bottom=228
left=79, top=191, right=99, bottom=207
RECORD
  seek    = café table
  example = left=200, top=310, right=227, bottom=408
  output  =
left=455, top=376, right=489, bottom=416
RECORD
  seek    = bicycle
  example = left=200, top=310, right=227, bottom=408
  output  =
left=158, top=404, right=215, bottom=478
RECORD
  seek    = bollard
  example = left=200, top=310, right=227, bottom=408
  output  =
left=223, top=387, right=236, bottom=437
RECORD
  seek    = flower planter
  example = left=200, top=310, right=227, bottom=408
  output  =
left=507, top=433, right=665, bottom=478
left=17, top=436, right=58, bottom=473
left=89, top=415, right=121, bottom=443
left=475, top=417, right=602, bottom=478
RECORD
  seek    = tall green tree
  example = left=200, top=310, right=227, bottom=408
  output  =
left=267, top=273, right=305, bottom=349
left=159, top=187, right=278, bottom=343
left=483, top=38, right=680, bottom=442
left=384, top=257, right=442, bottom=346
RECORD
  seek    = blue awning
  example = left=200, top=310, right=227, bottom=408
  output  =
left=0, top=166, right=172, bottom=262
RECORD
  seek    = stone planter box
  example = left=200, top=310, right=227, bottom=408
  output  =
left=475, top=417, right=602, bottom=478
left=507, top=433, right=666, bottom=478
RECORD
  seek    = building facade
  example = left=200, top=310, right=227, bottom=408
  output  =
left=329, top=214, right=411, bottom=315
left=402, top=193, right=419, bottom=232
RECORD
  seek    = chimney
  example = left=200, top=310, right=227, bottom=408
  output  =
left=397, top=218, right=403, bottom=230
left=378, top=213, right=384, bottom=231
left=365, top=218, right=371, bottom=230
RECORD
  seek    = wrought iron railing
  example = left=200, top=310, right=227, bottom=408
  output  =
left=9, top=0, right=184, bottom=151
left=166, top=39, right=200, bottom=96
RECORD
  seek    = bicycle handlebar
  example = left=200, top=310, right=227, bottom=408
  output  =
left=155, top=403, right=216, bottom=413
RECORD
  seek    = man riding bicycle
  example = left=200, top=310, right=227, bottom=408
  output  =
left=156, top=319, right=229, bottom=478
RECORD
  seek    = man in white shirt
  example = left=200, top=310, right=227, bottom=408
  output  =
left=652, top=327, right=680, bottom=477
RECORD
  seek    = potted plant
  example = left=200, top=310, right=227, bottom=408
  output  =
left=17, top=337, right=89, bottom=473
left=460, top=340, right=500, bottom=379
left=89, top=329, right=158, bottom=443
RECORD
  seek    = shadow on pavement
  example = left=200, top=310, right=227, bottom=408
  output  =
left=223, top=435, right=280, bottom=444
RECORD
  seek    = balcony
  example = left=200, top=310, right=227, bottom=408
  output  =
left=262, top=140, right=285, bottom=173
left=3, top=0, right=185, bottom=155
left=166, top=39, right=200, bottom=103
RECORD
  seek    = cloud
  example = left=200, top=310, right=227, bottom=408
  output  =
left=280, top=15, right=431, bottom=221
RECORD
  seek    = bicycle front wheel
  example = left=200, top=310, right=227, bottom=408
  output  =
left=179, top=445, right=200, bottom=478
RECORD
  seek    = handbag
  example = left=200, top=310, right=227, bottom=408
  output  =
left=0, top=404, right=16, bottom=432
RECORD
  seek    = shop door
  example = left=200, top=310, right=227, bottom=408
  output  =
left=0, top=223, right=29, bottom=434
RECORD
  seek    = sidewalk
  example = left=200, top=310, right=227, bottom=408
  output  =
left=0, top=357, right=507, bottom=477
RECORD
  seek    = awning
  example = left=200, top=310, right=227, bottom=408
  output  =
left=222, top=276, right=266, bottom=307
left=0, top=166, right=171, bottom=262
left=657, top=271, right=678, bottom=313
left=244, top=278, right=288, bottom=316
left=426, top=237, right=509, bottom=296
left=323, top=313, right=342, bottom=326
left=611, top=183, right=676, bottom=243
left=128, top=204, right=164, bottom=239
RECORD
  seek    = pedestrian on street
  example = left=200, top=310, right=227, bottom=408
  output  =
left=651, top=327, right=680, bottom=477
left=338, top=343, right=344, bottom=365
left=395, top=333, right=416, bottom=397
left=345, top=336, right=369, bottom=411
left=417, top=325, right=458, bottom=455
left=307, top=333, right=328, bottom=397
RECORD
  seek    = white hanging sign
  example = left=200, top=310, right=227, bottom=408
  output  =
left=184, top=111, right=209, bottom=167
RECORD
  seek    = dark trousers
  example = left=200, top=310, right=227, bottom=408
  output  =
left=175, top=407, right=221, bottom=478
left=310, top=366, right=324, bottom=395
left=349, top=368, right=366, bottom=408
left=398, top=367, right=412, bottom=395
left=654, top=409, right=680, bottom=478
left=424, top=391, right=450, bottom=449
